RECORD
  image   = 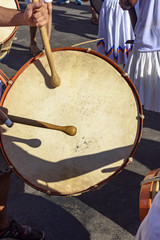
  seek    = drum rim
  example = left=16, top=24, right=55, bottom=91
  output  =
left=0, top=47, right=143, bottom=196
left=0, top=69, right=10, bottom=85
left=0, top=0, right=19, bottom=45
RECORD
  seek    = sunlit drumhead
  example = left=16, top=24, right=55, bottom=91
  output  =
left=0, top=48, right=143, bottom=196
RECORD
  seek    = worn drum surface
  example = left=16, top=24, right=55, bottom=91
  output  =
left=0, top=48, right=143, bottom=196
left=139, top=168, right=160, bottom=222
left=0, top=0, right=19, bottom=60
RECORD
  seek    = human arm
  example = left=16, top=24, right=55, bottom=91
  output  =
left=0, top=1, right=48, bottom=27
left=119, top=0, right=138, bottom=10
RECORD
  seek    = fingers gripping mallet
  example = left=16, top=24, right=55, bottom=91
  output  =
left=33, top=0, right=61, bottom=87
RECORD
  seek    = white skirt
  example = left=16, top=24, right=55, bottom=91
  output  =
left=124, top=49, right=160, bottom=113
left=97, top=0, right=135, bottom=65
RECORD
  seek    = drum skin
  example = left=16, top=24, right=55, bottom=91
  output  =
left=0, top=48, right=143, bottom=196
left=0, top=0, right=19, bottom=60
left=139, top=168, right=160, bottom=222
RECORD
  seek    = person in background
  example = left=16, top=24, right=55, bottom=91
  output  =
left=0, top=2, right=48, bottom=239
left=91, top=5, right=99, bottom=25
left=119, top=1, right=160, bottom=238
left=119, top=0, right=160, bottom=113
left=97, top=0, right=139, bottom=66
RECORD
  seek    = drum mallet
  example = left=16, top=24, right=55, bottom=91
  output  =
left=7, top=115, right=77, bottom=136
left=32, top=0, right=61, bottom=88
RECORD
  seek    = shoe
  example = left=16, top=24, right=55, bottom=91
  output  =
left=75, top=0, right=82, bottom=5
left=0, top=219, right=44, bottom=240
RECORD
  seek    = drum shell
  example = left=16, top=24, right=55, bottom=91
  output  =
left=0, top=47, right=143, bottom=196
left=139, top=168, right=160, bottom=222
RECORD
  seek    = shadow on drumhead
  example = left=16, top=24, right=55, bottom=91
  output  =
left=3, top=132, right=133, bottom=181
left=1, top=127, right=41, bottom=148
left=1, top=131, right=135, bottom=196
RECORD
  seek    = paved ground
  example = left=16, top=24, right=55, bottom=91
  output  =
left=1, top=1, right=160, bottom=240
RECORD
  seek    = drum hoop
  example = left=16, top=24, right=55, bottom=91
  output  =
left=0, top=69, right=10, bottom=85
left=0, top=0, right=19, bottom=45
left=0, top=47, right=143, bottom=196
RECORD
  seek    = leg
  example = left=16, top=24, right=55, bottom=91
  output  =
left=0, top=172, right=11, bottom=231
left=29, top=26, right=41, bottom=56
left=0, top=171, right=44, bottom=240
left=91, top=6, right=99, bottom=25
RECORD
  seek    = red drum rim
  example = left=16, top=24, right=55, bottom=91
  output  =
left=139, top=168, right=160, bottom=222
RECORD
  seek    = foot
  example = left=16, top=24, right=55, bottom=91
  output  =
left=0, top=219, right=44, bottom=240
left=91, top=16, right=99, bottom=25
left=29, top=44, right=41, bottom=57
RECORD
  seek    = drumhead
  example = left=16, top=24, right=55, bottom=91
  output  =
left=0, top=48, right=143, bottom=196
left=0, top=0, right=19, bottom=43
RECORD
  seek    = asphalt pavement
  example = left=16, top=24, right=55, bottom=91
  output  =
left=1, top=1, right=160, bottom=239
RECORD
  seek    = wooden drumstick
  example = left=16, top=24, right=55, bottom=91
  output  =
left=32, top=0, right=61, bottom=87
left=8, top=115, right=77, bottom=136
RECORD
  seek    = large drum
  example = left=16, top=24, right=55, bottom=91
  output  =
left=0, top=48, right=143, bottom=196
left=139, top=168, right=160, bottom=222
left=0, top=0, right=19, bottom=60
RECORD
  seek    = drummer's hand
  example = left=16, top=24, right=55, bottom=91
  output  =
left=23, top=0, right=48, bottom=27
left=0, top=106, right=13, bottom=127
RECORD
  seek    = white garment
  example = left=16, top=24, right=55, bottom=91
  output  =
left=26, top=0, right=52, bottom=3
left=135, top=191, right=160, bottom=240
left=97, top=0, right=135, bottom=65
left=134, top=0, right=160, bottom=52
left=125, top=0, right=160, bottom=112
left=124, top=49, right=160, bottom=112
